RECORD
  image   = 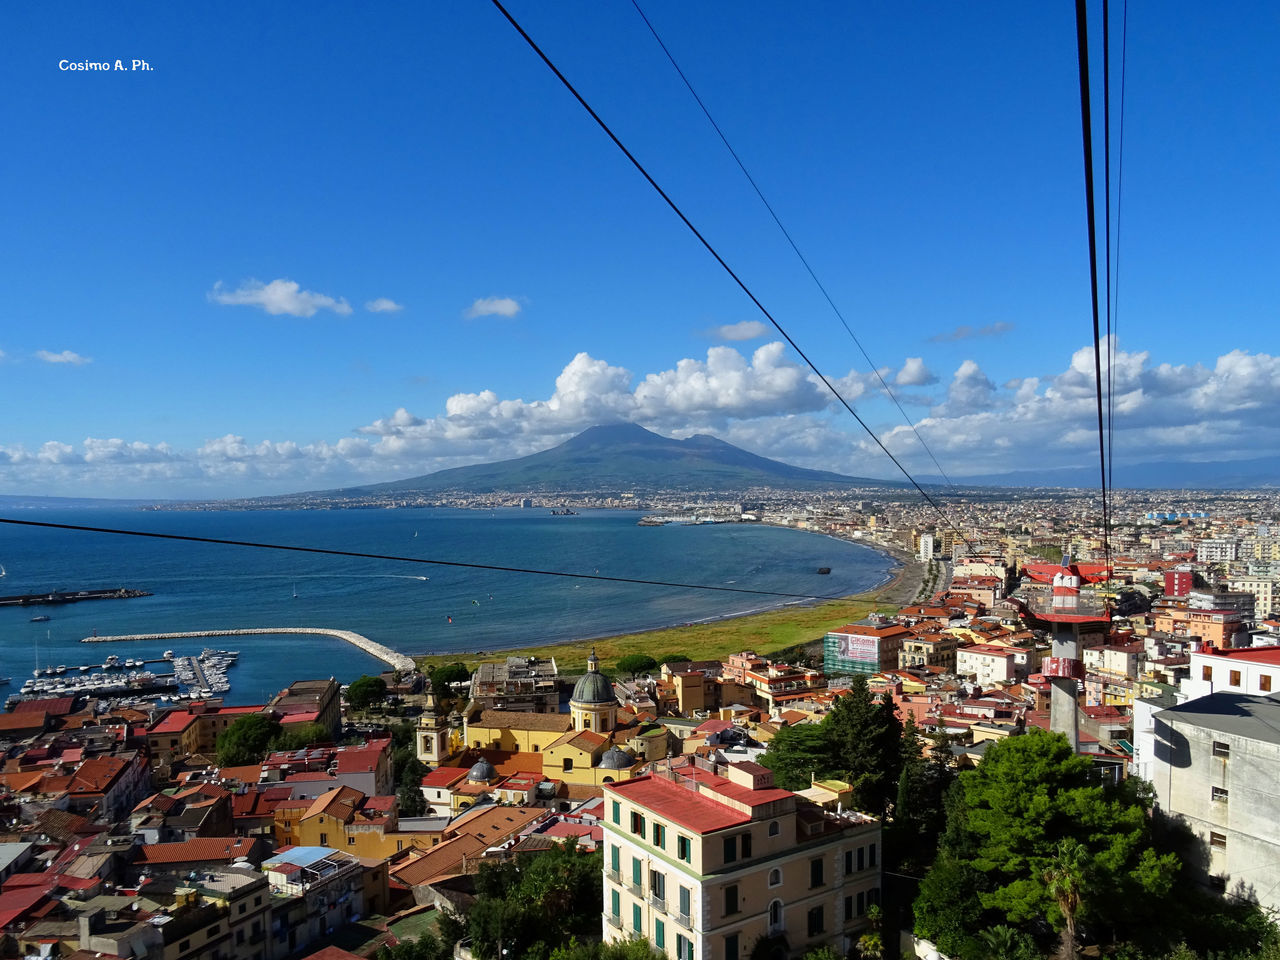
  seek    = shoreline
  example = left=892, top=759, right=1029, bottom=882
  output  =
left=417, top=534, right=924, bottom=669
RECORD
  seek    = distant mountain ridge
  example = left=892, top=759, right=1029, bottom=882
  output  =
left=337, top=423, right=894, bottom=495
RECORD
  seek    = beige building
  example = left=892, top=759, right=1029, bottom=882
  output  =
left=602, top=757, right=881, bottom=960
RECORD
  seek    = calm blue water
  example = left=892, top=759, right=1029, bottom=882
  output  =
left=0, top=508, right=894, bottom=704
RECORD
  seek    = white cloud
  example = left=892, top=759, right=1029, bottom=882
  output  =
left=712, top=320, right=770, bottom=341
left=36, top=349, right=91, bottom=365
left=365, top=297, right=403, bottom=313
left=464, top=296, right=520, bottom=319
left=209, top=279, right=353, bottom=317
left=6, top=339, right=1280, bottom=497
left=895, top=357, right=938, bottom=386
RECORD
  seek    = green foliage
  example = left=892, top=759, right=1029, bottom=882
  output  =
left=466, top=842, right=604, bottom=960
left=801, top=948, right=844, bottom=960
left=914, top=730, right=1189, bottom=960
left=397, top=780, right=426, bottom=817
left=375, top=931, right=453, bottom=960
left=759, top=674, right=901, bottom=815
left=657, top=653, right=692, bottom=665
left=215, top=713, right=282, bottom=766
left=616, top=654, right=658, bottom=677
left=430, top=662, right=471, bottom=699
left=269, top=722, right=331, bottom=753
left=758, top=723, right=830, bottom=790
left=347, top=674, right=389, bottom=711
left=548, top=937, right=668, bottom=960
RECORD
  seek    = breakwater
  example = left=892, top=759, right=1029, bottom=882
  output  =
left=80, top=627, right=415, bottom=672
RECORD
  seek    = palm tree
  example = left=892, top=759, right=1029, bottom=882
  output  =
left=1043, top=839, right=1088, bottom=960
left=977, top=925, right=1019, bottom=960
left=856, top=932, right=883, bottom=960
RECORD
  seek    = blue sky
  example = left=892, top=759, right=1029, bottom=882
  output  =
left=3, top=1, right=1277, bottom=497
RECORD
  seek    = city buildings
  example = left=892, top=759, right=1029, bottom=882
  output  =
left=602, top=756, right=881, bottom=960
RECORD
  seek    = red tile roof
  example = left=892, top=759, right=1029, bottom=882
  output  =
left=605, top=775, right=750, bottom=834
left=135, top=837, right=260, bottom=864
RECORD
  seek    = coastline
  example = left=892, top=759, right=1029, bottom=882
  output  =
left=418, top=532, right=925, bottom=671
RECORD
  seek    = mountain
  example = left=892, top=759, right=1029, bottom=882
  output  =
left=338, top=423, right=894, bottom=495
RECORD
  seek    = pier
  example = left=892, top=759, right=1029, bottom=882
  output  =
left=80, top=627, right=415, bottom=673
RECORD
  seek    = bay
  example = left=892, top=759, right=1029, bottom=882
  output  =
left=0, top=508, right=894, bottom=705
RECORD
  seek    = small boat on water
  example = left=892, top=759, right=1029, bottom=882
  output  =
left=0, top=678, right=11, bottom=686
left=30, top=615, right=50, bottom=622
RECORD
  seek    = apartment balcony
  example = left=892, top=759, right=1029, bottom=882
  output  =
left=628, top=881, right=643, bottom=898
left=674, top=913, right=692, bottom=930
left=605, top=912, right=622, bottom=929
left=607, top=868, right=621, bottom=883
left=649, top=894, right=666, bottom=911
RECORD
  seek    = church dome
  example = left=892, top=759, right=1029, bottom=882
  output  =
left=571, top=649, right=616, bottom=705
left=599, top=746, right=634, bottom=770
left=467, top=759, right=498, bottom=782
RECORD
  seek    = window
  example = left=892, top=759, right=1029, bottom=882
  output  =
left=1212, top=741, right=1231, bottom=758
left=319, top=833, right=327, bottom=846
left=723, top=835, right=737, bottom=864
left=1202, top=666, right=1212, bottom=681
left=1263, top=675, right=1274, bottom=693
left=651, top=870, right=665, bottom=903
left=633, top=903, right=642, bottom=933
left=611, top=889, right=620, bottom=917
left=236, top=930, right=245, bottom=945
left=676, top=934, right=693, bottom=960
left=1210, top=831, right=1228, bottom=849
left=768, top=899, right=783, bottom=932
left=611, top=845, right=620, bottom=874
left=254, top=896, right=262, bottom=906
left=397, top=840, right=403, bottom=851
left=209, top=925, right=221, bottom=936
left=869, top=842, right=877, bottom=867
left=180, top=941, right=191, bottom=952
left=348, top=837, right=355, bottom=845
left=741, top=831, right=752, bottom=858
left=807, top=905, right=824, bottom=936
left=677, top=835, right=691, bottom=863
left=1230, top=670, right=1242, bottom=687
left=655, top=919, right=665, bottom=949
left=563, top=758, right=574, bottom=772
left=768, top=868, right=782, bottom=888
left=679, top=886, right=691, bottom=920
left=632, top=857, right=643, bottom=889
left=612, top=800, right=621, bottom=824
left=844, top=896, right=853, bottom=922
left=724, top=884, right=739, bottom=915
left=584, top=717, right=591, bottom=730
left=725, top=933, right=740, bottom=960
left=856, top=846, right=864, bottom=871
left=653, top=823, right=665, bottom=848
left=632, top=811, right=646, bottom=838
left=239, top=904, right=246, bottom=915
left=768, top=820, right=780, bottom=837
left=1212, top=786, right=1229, bottom=803
left=844, top=850, right=853, bottom=874
left=810, top=857, right=824, bottom=888
left=856, top=891, right=865, bottom=917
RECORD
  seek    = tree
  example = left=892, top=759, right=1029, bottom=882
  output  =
left=658, top=653, right=691, bottom=665
left=347, top=675, right=388, bottom=711
left=216, top=713, right=282, bottom=766
left=616, top=654, right=658, bottom=678
left=398, top=780, right=426, bottom=817
left=431, top=662, right=471, bottom=699
left=826, top=675, right=902, bottom=815
left=914, top=730, right=1181, bottom=959
left=759, top=723, right=830, bottom=791
left=269, top=722, right=331, bottom=753
left=1044, top=839, right=1087, bottom=960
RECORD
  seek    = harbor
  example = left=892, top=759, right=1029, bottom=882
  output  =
left=9, top=648, right=241, bottom=706
left=80, top=626, right=416, bottom=672
left=0, top=586, right=152, bottom=607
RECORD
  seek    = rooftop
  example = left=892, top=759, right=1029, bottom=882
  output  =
left=1155, top=692, right=1280, bottom=746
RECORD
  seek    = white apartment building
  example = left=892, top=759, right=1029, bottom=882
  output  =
left=1183, top=646, right=1280, bottom=701
left=602, top=757, right=881, bottom=960
left=1145, top=691, right=1280, bottom=913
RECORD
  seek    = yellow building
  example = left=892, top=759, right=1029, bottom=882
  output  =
left=273, top=785, right=436, bottom=858
left=603, top=757, right=881, bottom=960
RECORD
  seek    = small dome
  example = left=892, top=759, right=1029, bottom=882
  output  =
left=572, top=671, right=615, bottom=705
left=599, top=746, right=634, bottom=770
left=467, top=759, right=498, bottom=782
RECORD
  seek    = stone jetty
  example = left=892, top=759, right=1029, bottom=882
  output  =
left=81, top=627, right=415, bottom=672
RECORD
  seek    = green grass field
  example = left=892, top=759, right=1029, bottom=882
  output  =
left=414, top=580, right=905, bottom=675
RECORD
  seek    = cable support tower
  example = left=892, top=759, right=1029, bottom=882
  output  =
left=629, top=0, right=959, bottom=493
left=489, top=0, right=978, bottom=557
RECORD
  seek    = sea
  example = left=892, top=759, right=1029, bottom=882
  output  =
left=0, top=508, right=896, bottom=705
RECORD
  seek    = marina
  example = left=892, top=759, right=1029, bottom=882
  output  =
left=8, top=648, right=240, bottom=707
left=80, top=626, right=416, bottom=672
